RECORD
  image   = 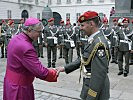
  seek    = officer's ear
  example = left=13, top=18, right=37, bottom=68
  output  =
left=88, top=21, right=94, bottom=27
left=27, top=26, right=33, bottom=32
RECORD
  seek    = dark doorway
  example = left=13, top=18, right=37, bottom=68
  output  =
left=131, top=0, right=133, bottom=9
left=53, top=12, right=62, bottom=26
left=21, top=10, right=29, bottom=21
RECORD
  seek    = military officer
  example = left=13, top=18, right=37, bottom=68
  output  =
left=102, top=19, right=112, bottom=40
left=57, top=20, right=65, bottom=59
left=5, top=20, right=16, bottom=57
left=0, top=20, right=8, bottom=58
left=117, top=18, right=131, bottom=77
left=74, top=22, right=81, bottom=58
left=57, top=11, right=110, bottom=100
left=63, top=21, right=75, bottom=64
left=110, top=18, right=119, bottom=64
left=44, top=18, right=58, bottom=68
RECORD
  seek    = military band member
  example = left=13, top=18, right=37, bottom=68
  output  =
left=63, top=21, right=75, bottom=64
left=58, top=20, right=65, bottom=59
left=57, top=11, right=110, bottom=100
left=32, top=26, right=44, bottom=58
left=16, top=18, right=24, bottom=34
left=117, top=18, right=131, bottom=77
left=110, top=18, right=119, bottom=64
left=5, top=20, right=16, bottom=57
left=0, top=20, right=8, bottom=58
left=75, top=22, right=81, bottom=58
left=44, top=18, right=58, bottom=68
left=102, top=19, right=112, bottom=40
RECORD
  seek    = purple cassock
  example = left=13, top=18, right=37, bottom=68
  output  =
left=3, top=33, right=56, bottom=100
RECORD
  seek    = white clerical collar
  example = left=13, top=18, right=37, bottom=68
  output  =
left=88, top=30, right=100, bottom=42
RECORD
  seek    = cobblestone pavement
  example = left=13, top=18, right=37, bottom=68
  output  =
left=0, top=82, right=76, bottom=100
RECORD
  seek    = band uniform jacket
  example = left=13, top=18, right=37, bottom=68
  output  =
left=57, top=25, right=65, bottom=45
left=109, top=26, right=119, bottom=47
left=64, top=31, right=110, bottom=100
left=117, top=27, right=131, bottom=51
left=102, top=26, right=112, bottom=40
left=44, top=25, right=58, bottom=47
left=64, top=26, right=74, bottom=49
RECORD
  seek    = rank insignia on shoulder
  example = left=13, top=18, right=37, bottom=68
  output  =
left=97, top=49, right=104, bottom=57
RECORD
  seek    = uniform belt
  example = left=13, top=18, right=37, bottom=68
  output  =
left=5, top=68, right=35, bottom=86
left=120, top=40, right=129, bottom=43
left=47, top=36, right=56, bottom=39
left=80, top=38, right=87, bottom=41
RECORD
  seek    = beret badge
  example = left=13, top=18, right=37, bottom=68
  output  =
left=81, top=16, right=85, bottom=21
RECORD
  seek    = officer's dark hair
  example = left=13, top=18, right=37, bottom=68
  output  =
left=86, top=16, right=101, bottom=28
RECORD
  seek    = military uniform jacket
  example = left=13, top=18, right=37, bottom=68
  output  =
left=109, top=26, right=119, bottom=47
left=64, top=26, right=75, bottom=49
left=57, top=25, right=65, bottom=45
left=38, top=32, right=44, bottom=45
left=102, top=26, right=112, bottom=40
left=44, top=25, right=58, bottom=46
left=75, top=26, right=81, bottom=45
left=64, top=31, right=110, bottom=100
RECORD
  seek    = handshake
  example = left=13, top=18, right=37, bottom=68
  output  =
left=45, top=67, right=65, bottom=82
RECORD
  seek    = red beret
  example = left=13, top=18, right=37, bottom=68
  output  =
left=9, top=21, right=14, bottom=26
left=20, top=18, right=24, bottom=21
left=2, top=20, right=5, bottom=23
left=122, top=18, right=129, bottom=23
left=60, top=20, right=64, bottom=24
left=103, top=19, right=108, bottom=23
left=66, top=18, right=70, bottom=21
left=48, top=18, right=54, bottom=22
left=78, top=11, right=98, bottom=23
left=113, top=18, right=118, bottom=22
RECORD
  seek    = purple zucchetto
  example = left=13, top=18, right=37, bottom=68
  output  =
left=24, top=18, right=40, bottom=26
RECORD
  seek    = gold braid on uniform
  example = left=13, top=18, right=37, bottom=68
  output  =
left=79, top=37, right=110, bottom=83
